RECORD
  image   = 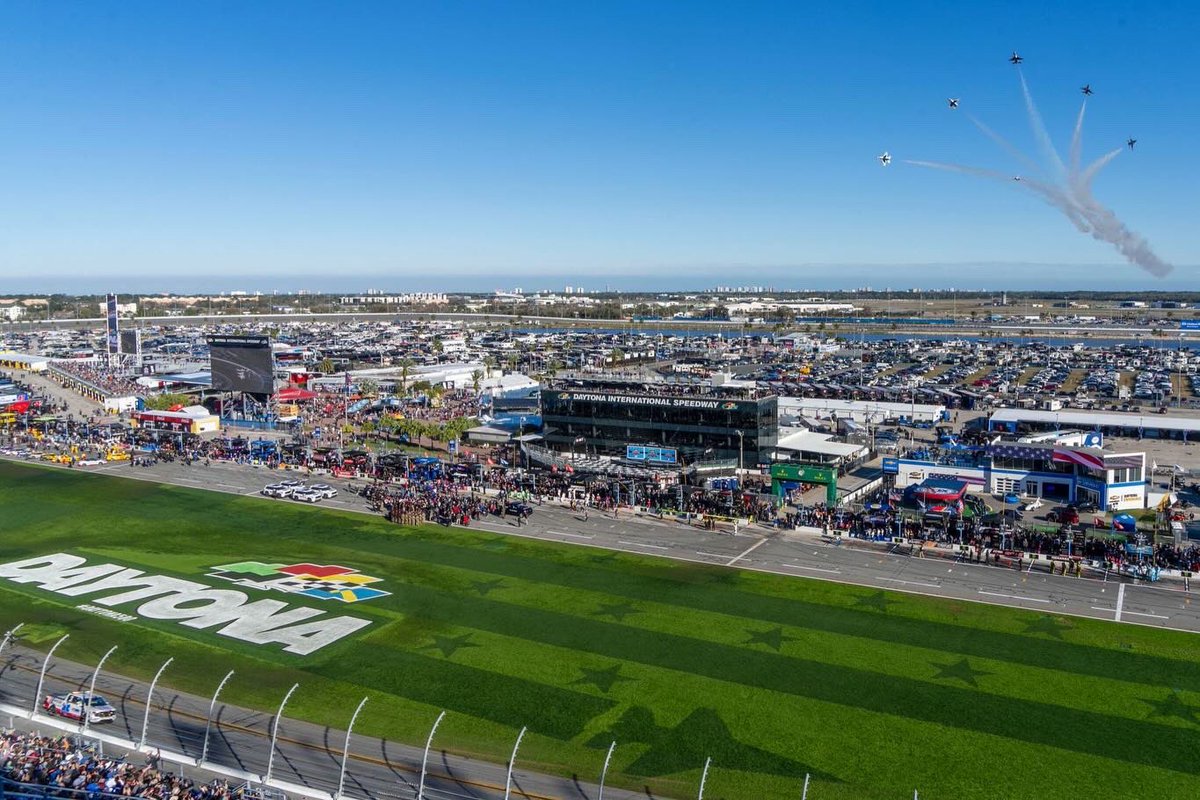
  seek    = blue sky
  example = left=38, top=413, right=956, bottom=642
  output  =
left=0, top=0, right=1197, bottom=292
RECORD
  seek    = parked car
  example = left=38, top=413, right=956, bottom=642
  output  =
left=309, top=483, right=338, bottom=499
left=290, top=488, right=323, bottom=503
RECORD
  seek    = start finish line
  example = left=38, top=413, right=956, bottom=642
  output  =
left=0, top=553, right=370, bottom=655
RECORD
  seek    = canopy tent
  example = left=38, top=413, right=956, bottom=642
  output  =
left=275, top=387, right=317, bottom=402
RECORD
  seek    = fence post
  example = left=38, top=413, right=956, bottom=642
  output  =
left=335, top=696, right=368, bottom=800
left=81, top=645, right=117, bottom=739
left=697, top=757, right=711, bottom=800
left=200, top=670, right=235, bottom=766
left=597, top=740, right=616, bottom=800
left=138, top=657, right=173, bottom=749
left=417, top=710, right=446, bottom=800
left=0, top=624, right=23, bottom=661
left=503, top=726, right=527, bottom=800
left=265, top=683, right=299, bottom=784
left=33, top=635, right=69, bottom=715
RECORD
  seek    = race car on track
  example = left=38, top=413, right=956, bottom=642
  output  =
left=43, top=691, right=116, bottom=723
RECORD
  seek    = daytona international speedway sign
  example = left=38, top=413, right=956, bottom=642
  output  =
left=0, top=553, right=379, bottom=655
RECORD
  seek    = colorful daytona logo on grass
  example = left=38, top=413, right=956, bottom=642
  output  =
left=208, top=562, right=389, bottom=603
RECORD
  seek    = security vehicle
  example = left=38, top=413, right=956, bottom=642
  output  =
left=43, top=691, right=116, bottom=723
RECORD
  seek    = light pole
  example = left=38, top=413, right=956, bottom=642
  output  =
left=200, top=670, right=235, bottom=766
left=736, top=430, right=744, bottom=478
left=265, top=682, right=299, bottom=784
left=32, top=634, right=68, bottom=716
left=335, top=696, right=368, bottom=800
left=82, top=645, right=118, bottom=739
left=597, top=740, right=616, bottom=800
left=138, top=657, right=173, bottom=749
left=417, top=710, right=446, bottom=800
left=503, top=726, right=527, bottom=800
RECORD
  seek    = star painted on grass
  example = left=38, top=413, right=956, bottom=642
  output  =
left=743, top=627, right=797, bottom=651
left=931, top=658, right=992, bottom=687
left=572, top=663, right=635, bottom=694
left=470, top=579, right=506, bottom=596
left=593, top=601, right=640, bottom=622
left=1141, top=690, right=1200, bottom=726
left=426, top=633, right=480, bottom=658
left=854, top=591, right=894, bottom=613
left=1022, top=615, right=1073, bottom=639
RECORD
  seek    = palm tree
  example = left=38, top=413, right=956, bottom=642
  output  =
left=397, top=358, right=415, bottom=395
left=471, top=369, right=483, bottom=395
left=483, top=356, right=497, bottom=379
left=318, top=357, right=334, bottom=375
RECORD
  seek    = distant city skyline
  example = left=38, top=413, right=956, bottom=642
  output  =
left=4, top=263, right=1197, bottom=296
left=0, top=2, right=1196, bottom=287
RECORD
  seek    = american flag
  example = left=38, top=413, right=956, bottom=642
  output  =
left=988, top=444, right=1052, bottom=461
left=1051, top=447, right=1106, bottom=471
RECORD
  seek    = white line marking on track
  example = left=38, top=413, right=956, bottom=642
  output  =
left=880, top=578, right=941, bottom=589
left=1090, top=606, right=1115, bottom=612
left=1124, top=610, right=1170, bottom=620
left=783, top=564, right=842, bottom=575
left=618, top=540, right=669, bottom=550
left=978, top=590, right=1049, bottom=603
left=695, top=551, right=732, bottom=559
left=1116, top=582, right=1126, bottom=622
left=547, top=530, right=593, bottom=540
left=726, top=538, right=767, bottom=566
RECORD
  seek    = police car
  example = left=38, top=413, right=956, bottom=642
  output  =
left=43, top=691, right=116, bottom=723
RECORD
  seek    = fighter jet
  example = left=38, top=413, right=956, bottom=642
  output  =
left=1127, top=138, right=1137, bottom=150
left=1012, top=176, right=1022, bottom=182
left=1081, top=84, right=1093, bottom=96
left=1009, top=51, right=1023, bottom=65
left=947, top=98, right=959, bottom=109
left=878, top=152, right=891, bottom=166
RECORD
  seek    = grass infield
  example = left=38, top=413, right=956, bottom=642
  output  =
left=1, top=460, right=1198, bottom=799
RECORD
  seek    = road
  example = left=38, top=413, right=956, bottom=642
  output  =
left=32, top=452, right=1196, bottom=636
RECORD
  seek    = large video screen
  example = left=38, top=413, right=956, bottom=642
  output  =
left=207, top=335, right=275, bottom=394
left=119, top=329, right=140, bottom=356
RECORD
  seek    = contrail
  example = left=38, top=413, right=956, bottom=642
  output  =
left=904, top=66, right=1172, bottom=277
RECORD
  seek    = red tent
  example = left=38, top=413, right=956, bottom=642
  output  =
left=276, top=387, right=317, bottom=402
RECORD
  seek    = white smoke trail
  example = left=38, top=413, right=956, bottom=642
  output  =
left=904, top=68, right=1172, bottom=277
left=1078, top=147, right=1122, bottom=194
left=965, top=112, right=1045, bottom=178
left=1068, top=101, right=1086, bottom=181
left=1017, top=68, right=1067, bottom=180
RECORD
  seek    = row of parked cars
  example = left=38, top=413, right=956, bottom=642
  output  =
left=261, top=479, right=339, bottom=503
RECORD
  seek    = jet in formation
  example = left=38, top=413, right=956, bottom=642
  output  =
left=878, top=152, right=891, bottom=166
left=1127, top=138, right=1137, bottom=150
left=1009, top=51, right=1023, bottom=65
left=1081, top=84, right=1093, bottom=96
left=947, top=98, right=959, bottom=109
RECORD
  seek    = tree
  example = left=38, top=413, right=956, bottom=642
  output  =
left=471, top=369, right=483, bottom=395
left=483, top=356, right=497, bottom=379
left=358, top=378, right=379, bottom=398
left=397, top=358, right=415, bottom=395
left=144, top=393, right=193, bottom=410
left=318, top=357, right=335, bottom=375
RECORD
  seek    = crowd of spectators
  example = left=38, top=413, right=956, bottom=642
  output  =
left=0, top=730, right=253, bottom=799
left=50, top=362, right=142, bottom=399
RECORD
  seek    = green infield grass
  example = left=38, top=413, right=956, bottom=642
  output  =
left=1, top=460, right=1198, bottom=799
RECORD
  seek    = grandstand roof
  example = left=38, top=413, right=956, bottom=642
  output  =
left=989, top=407, right=1200, bottom=434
